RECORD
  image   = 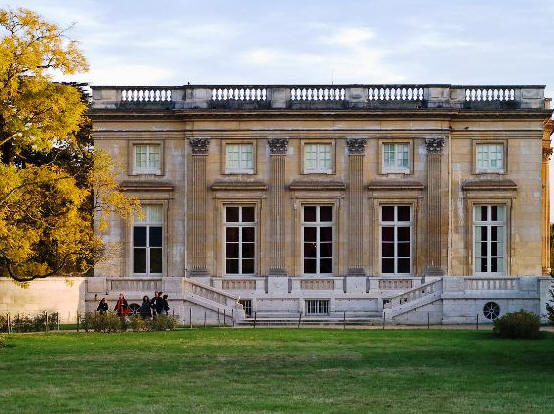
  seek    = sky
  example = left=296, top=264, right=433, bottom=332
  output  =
left=3, top=0, right=554, bottom=212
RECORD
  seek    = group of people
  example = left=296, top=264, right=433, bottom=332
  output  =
left=96, top=291, right=170, bottom=319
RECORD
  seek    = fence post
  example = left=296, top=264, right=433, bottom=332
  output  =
left=427, top=312, right=430, bottom=329
left=7, top=313, right=10, bottom=334
left=254, top=311, right=257, bottom=329
left=217, top=308, right=220, bottom=327
left=45, top=311, right=48, bottom=333
left=232, top=309, right=235, bottom=327
left=223, top=309, right=226, bottom=327
left=298, top=312, right=302, bottom=328
left=76, top=312, right=79, bottom=332
left=204, top=311, right=207, bottom=328
left=57, top=312, right=60, bottom=331
left=476, top=314, right=479, bottom=330
left=382, top=312, right=385, bottom=330
left=189, top=307, right=192, bottom=329
left=343, top=311, right=346, bottom=330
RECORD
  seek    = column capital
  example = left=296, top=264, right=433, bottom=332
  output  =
left=189, top=137, right=210, bottom=155
left=346, top=137, right=368, bottom=155
left=543, top=146, right=553, bottom=162
left=425, top=136, right=446, bottom=153
left=268, top=137, right=289, bottom=155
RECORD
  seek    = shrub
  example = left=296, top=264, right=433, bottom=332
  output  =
left=80, top=312, right=124, bottom=333
left=493, top=310, right=541, bottom=339
left=0, top=335, right=5, bottom=348
left=0, top=314, right=7, bottom=333
left=129, top=315, right=149, bottom=332
left=148, top=315, right=177, bottom=331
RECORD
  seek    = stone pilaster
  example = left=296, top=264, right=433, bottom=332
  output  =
left=268, top=138, right=288, bottom=275
left=542, top=120, right=553, bottom=275
left=189, top=137, right=209, bottom=276
left=346, top=138, right=367, bottom=275
left=425, top=136, right=445, bottom=276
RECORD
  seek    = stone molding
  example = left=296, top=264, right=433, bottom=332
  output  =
left=425, top=136, right=446, bottom=153
left=268, top=137, right=288, bottom=155
left=189, top=137, right=210, bottom=154
left=210, top=180, right=267, bottom=191
left=346, top=137, right=368, bottom=155
left=289, top=180, right=346, bottom=191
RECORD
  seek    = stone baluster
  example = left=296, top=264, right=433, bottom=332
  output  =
left=188, top=137, right=210, bottom=276
left=425, top=136, right=446, bottom=275
left=346, top=138, right=368, bottom=275
left=542, top=120, right=553, bottom=275
left=267, top=138, right=288, bottom=275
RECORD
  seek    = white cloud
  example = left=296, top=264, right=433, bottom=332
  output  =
left=325, top=27, right=375, bottom=46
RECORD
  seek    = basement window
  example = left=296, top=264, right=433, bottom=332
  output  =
left=239, top=299, right=252, bottom=318
left=305, top=299, right=330, bottom=315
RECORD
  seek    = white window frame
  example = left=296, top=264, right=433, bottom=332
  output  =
left=476, top=143, right=504, bottom=173
left=133, top=144, right=161, bottom=174
left=303, top=143, right=332, bottom=174
left=379, top=205, right=413, bottom=276
left=473, top=205, right=506, bottom=276
left=225, top=143, right=254, bottom=174
left=382, top=142, right=410, bottom=173
left=133, top=205, right=163, bottom=276
left=224, top=206, right=256, bottom=276
left=302, top=205, right=334, bottom=276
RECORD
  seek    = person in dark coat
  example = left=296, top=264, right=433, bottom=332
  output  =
left=150, top=291, right=159, bottom=316
left=96, top=298, right=108, bottom=314
left=162, top=294, right=170, bottom=315
left=154, top=291, right=165, bottom=316
left=140, top=296, right=152, bottom=319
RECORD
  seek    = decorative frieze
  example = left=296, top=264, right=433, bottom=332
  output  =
left=346, top=137, right=368, bottom=155
left=189, top=137, right=210, bottom=155
left=268, top=137, right=288, bottom=155
left=425, top=136, right=445, bottom=153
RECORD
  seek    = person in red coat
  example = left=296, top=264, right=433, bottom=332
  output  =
left=114, top=293, right=129, bottom=316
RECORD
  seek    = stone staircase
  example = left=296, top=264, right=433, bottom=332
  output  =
left=383, top=278, right=443, bottom=321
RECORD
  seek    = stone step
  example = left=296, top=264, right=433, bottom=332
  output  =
left=238, top=316, right=383, bottom=326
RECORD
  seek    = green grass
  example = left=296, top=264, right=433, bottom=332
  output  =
left=1, top=329, right=553, bottom=413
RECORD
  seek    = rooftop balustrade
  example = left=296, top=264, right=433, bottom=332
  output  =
left=91, top=84, right=548, bottom=111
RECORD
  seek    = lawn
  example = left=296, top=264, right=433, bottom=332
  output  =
left=1, top=329, right=553, bottom=413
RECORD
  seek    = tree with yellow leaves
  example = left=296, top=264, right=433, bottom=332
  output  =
left=0, top=8, right=139, bottom=282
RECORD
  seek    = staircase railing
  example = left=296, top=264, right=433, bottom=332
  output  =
left=384, top=278, right=443, bottom=310
left=183, top=278, right=239, bottom=307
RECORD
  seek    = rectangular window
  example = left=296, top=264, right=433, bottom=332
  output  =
left=305, top=299, right=330, bottom=315
left=302, top=205, right=333, bottom=275
left=133, top=205, right=163, bottom=275
left=225, top=143, right=254, bottom=173
left=383, top=143, right=410, bottom=173
left=239, top=299, right=252, bottom=318
left=476, top=143, right=504, bottom=172
left=134, top=144, right=161, bottom=174
left=380, top=205, right=412, bottom=275
left=225, top=206, right=255, bottom=275
left=304, top=143, right=332, bottom=173
left=474, top=205, right=505, bottom=275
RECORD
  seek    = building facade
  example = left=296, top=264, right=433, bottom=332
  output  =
left=86, top=84, right=554, bottom=324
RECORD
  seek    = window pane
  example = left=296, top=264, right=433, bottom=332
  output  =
left=382, top=227, right=394, bottom=242
left=397, top=227, right=410, bottom=242
left=320, top=242, right=332, bottom=257
left=149, top=248, right=162, bottom=273
left=148, top=205, right=163, bottom=224
left=304, top=227, right=316, bottom=242
left=242, top=259, right=254, bottom=274
left=149, top=227, right=162, bottom=247
left=304, top=242, right=317, bottom=258
left=320, top=258, right=332, bottom=273
left=320, top=206, right=333, bottom=222
left=226, top=243, right=239, bottom=258
left=320, top=227, right=332, bottom=242
left=382, top=206, right=394, bottom=222
left=226, top=207, right=239, bottom=222
left=226, top=259, right=239, bottom=274
left=397, top=242, right=410, bottom=257
left=382, top=242, right=394, bottom=257
left=397, top=206, right=410, bottom=222
left=397, top=258, right=410, bottom=273
left=242, top=243, right=255, bottom=258
left=133, top=248, right=146, bottom=273
left=382, top=258, right=394, bottom=273
left=242, top=227, right=255, bottom=243
left=226, top=227, right=239, bottom=242
left=133, top=227, right=147, bottom=247
left=242, top=207, right=255, bottom=222
left=304, top=259, right=317, bottom=273
left=304, top=206, right=316, bottom=222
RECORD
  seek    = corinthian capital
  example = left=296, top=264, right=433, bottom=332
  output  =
left=346, top=137, right=368, bottom=155
left=425, top=136, right=446, bottom=153
left=268, top=137, right=288, bottom=155
left=189, top=137, right=210, bottom=155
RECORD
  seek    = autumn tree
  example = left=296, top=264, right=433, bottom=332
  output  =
left=0, top=8, right=139, bottom=282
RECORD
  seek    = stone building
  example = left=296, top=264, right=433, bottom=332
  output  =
left=82, top=84, right=553, bottom=324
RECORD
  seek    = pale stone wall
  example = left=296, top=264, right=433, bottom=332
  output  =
left=0, top=278, right=86, bottom=323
